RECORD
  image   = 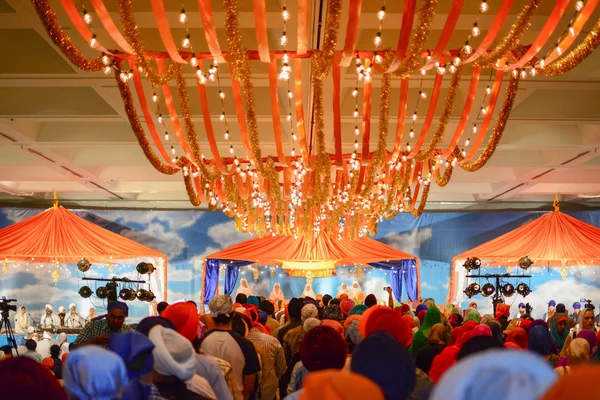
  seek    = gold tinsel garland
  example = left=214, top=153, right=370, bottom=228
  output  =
left=223, top=0, right=263, bottom=172
left=474, top=0, right=541, bottom=67
left=414, top=65, right=463, bottom=162
left=459, top=74, right=520, bottom=171
left=539, top=18, right=600, bottom=76
left=31, top=0, right=104, bottom=72
left=312, top=0, right=342, bottom=79
left=115, top=69, right=180, bottom=175
left=435, top=161, right=454, bottom=187
left=411, top=183, right=430, bottom=217
left=117, top=0, right=178, bottom=86
left=174, top=65, right=218, bottom=181
left=183, top=167, right=202, bottom=207
left=393, top=0, right=438, bottom=78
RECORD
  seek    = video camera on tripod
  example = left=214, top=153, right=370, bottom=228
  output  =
left=580, top=298, right=595, bottom=310
left=524, top=303, right=533, bottom=317
left=0, top=297, right=19, bottom=355
left=0, top=297, right=17, bottom=317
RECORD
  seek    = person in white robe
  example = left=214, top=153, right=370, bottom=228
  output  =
left=57, top=306, right=66, bottom=326
left=40, top=304, right=61, bottom=329
left=302, top=284, right=316, bottom=299
left=269, top=282, right=285, bottom=301
left=57, top=332, right=70, bottom=357
left=14, top=306, right=30, bottom=334
left=336, top=282, right=349, bottom=298
left=348, top=281, right=365, bottom=303
left=236, top=278, right=254, bottom=297
left=65, top=303, right=85, bottom=328
left=36, top=331, right=58, bottom=359
left=86, top=308, right=97, bottom=323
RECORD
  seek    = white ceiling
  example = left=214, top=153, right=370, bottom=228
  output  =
left=0, top=0, right=599, bottom=211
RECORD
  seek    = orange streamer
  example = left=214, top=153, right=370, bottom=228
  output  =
left=297, top=0, right=310, bottom=55
left=360, top=78, right=373, bottom=164
left=59, top=0, right=111, bottom=54
left=440, top=67, right=481, bottom=158
left=340, top=0, right=363, bottom=67
left=506, top=0, right=569, bottom=70
left=460, top=69, right=504, bottom=162
left=196, top=68, right=226, bottom=172
left=89, top=0, right=134, bottom=53
left=267, top=59, right=287, bottom=165
left=229, top=70, right=254, bottom=159
left=387, top=0, right=416, bottom=73
left=151, top=0, right=186, bottom=63
left=129, top=60, right=176, bottom=166
left=406, top=72, right=444, bottom=158
left=294, top=59, right=310, bottom=162
left=390, top=78, right=410, bottom=163
left=464, top=0, right=515, bottom=64
left=432, top=0, right=464, bottom=59
left=197, top=0, right=226, bottom=63
left=252, top=0, right=271, bottom=63
left=332, top=54, right=344, bottom=167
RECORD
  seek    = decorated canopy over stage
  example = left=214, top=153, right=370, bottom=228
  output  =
left=0, top=203, right=169, bottom=303
left=201, top=234, right=420, bottom=307
left=448, top=206, right=600, bottom=303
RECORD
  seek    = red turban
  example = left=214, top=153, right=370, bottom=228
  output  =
left=0, top=357, right=67, bottom=399
left=321, top=319, right=344, bottom=337
left=363, top=307, right=413, bottom=348
left=300, top=370, right=384, bottom=400
left=162, top=302, right=199, bottom=343
left=340, top=299, right=355, bottom=316
left=401, top=304, right=411, bottom=315
left=402, top=314, right=415, bottom=330
left=471, top=324, right=492, bottom=338
left=417, top=310, right=427, bottom=326
left=494, top=303, right=511, bottom=320
left=449, top=327, right=463, bottom=346
left=339, top=294, right=349, bottom=301
left=300, top=326, right=348, bottom=372
left=428, top=345, right=459, bottom=384
left=505, top=327, right=528, bottom=350
left=42, top=358, right=54, bottom=370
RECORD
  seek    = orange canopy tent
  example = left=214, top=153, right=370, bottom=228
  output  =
left=0, top=204, right=169, bottom=301
left=448, top=209, right=600, bottom=303
left=201, top=234, right=420, bottom=308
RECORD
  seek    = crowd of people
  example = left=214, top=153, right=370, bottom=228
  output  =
left=14, top=303, right=93, bottom=333
left=1, top=289, right=599, bottom=399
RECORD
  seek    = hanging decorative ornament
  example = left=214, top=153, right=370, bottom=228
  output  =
left=253, top=266, right=259, bottom=282
left=108, top=263, right=114, bottom=274
left=306, top=271, right=314, bottom=286
left=270, top=268, right=275, bottom=278
left=358, top=267, right=364, bottom=280
left=561, top=267, right=568, bottom=280
left=518, top=256, right=533, bottom=269
left=2, top=260, right=6, bottom=273
left=51, top=269, right=60, bottom=284
left=507, top=266, right=512, bottom=273
left=77, top=258, right=91, bottom=272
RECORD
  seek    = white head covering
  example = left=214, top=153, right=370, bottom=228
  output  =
left=148, top=325, right=196, bottom=381
left=301, top=304, right=318, bottom=321
left=269, top=282, right=284, bottom=301
left=348, top=281, right=363, bottom=299
left=69, top=303, right=77, bottom=311
left=208, top=295, right=234, bottom=318
left=27, top=326, right=35, bottom=334
left=303, top=317, right=321, bottom=332
left=45, top=304, right=53, bottom=312
left=58, top=332, right=68, bottom=345
left=237, top=278, right=253, bottom=296
left=431, top=350, right=557, bottom=400
left=241, top=278, right=249, bottom=287
left=337, top=282, right=348, bottom=297
left=302, top=284, right=316, bottom=299
left=42, top=331, right=52, bottom=340
left=58, top=306, right=65, bottom=314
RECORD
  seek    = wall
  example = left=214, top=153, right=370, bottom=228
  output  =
left=1, top=208, right=599, bottom=321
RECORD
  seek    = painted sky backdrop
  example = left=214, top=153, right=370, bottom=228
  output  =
left=1, top=208, right=599, bottom=321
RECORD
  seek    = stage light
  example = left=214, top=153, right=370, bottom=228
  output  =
left=96, top=286, right=108, bottom=299
left=501, top=283, right=515, bottom=297
left=136, top=262, right=155, bottom=275
left=136, top=289, right=156, bottom=302
left=518, top=256, right=533, bottom=270
left=77, top=258, right=91, bottom=272
left=516, top=282, right=531, bottom=297
left=79, top=286, right=92, bottom=298
left=481, top=283, right=495, bottom=297
left=463, top=257, right=481, bottom=272
left=464, top=283, right=481, bottom=298
left=119, top=288, right=136, bottom=301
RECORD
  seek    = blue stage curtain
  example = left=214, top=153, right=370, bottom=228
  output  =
left=203, top=258, right=220, bottom=304
left=402, top=259, right=418, bottom=302
left=369, top=259, right=417, bottom=303
left=224, top=261, right=253, bottom=295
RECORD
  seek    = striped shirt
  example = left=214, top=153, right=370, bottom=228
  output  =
left=248, top=327, right=287, bottom=400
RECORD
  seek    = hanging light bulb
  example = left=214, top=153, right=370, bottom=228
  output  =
left=520, top=70, right=527, bottom=79
left=138, top=65, right=144, bottom=74
left=463, top=41, right=472, bottom=55
left=373, top=32, right=382, bottom=46
left=208, top=73, right=216, bottom=82
left=412, top=111, right=417, bottom=121
left=472, top=23, right=480, bottom=37
left=353, top=108, right=359, bottom=118
left=556, top=44, right=563, bottom=55
left=171, top=146, right=175, bottom=155
left=480, top=0, right=489, bottom=12
left=229, top=145, right=234, bottom=154
left=82, top=9, right=92, bottom=25
left=576, top=0, right=584, bottom=12
left=220, top=112, right=226, bottom=121
left=190, top=54, right=198, bottom=67
left=292, top=133, right=297, bottom=141
left=101, top=54, right=110, bottom=66
left=127, top=69, right=133, bottom=80
left=568, top=24, right=576, bottom=37
left=407, top=143, right=412, bottom=151
left=157, top=114, right=163, bottom=124
left=224, top=130, right=229, bottom=140
left=195, top=67, right=203, bottom=80
left=374, top=52, right=383, bottom=64
left=89, top=34, right=97, bottom=48
left=472, top=124, right=477, bottom=134
left=420, top=68, right=427, bottom=76
left=182, top=34, right=191, bottom=48
left=282, top=6, right=290, bottom=21
left=291, top=148, right=296, bottom=157
left=287, top=113, right=292, bottom=122
left=486, top=85, right=491, bottom=95
left=164, top=132, right=169, bottom=140
left=512, top=69, right=519, bottom=77
left=199, top=73, right=207, bottom=85
left=282, top=51, right=289, bottom=63
left=219, top=90, right=225, bottom=99
left=288, top=90, right=293, bottom=99
left=419, top=91, right=427, bottom=99
left=453, top=57, right=461, bottom=66
left=481, top=107, right=487, bottom=115
left=103, top=65, right=112, bottom=75
left=119, top=71, right=128, bottom=82
left=465, top=138, right=470, bottom=146
left=280, top=32, right=288, bottom=46
left=377, top=6, right=386, bottom=21
left=179, top=8, right=187, bottom=24
left=437, top=65, right=446, bottom=75
left=352, top=88, right=358, bottom=97
left=530, top=67, right=537, bottom=77
left=540, top=57, right=546, bottom=68
left=354, top=126, right=360, bottom=135
left=449, top=64, right=457, bottom=74
left=354, top=140, right=359, bottom=149
left=152, top=92, right=158, bottom=103
left=409, top=129, right=415, bottom=138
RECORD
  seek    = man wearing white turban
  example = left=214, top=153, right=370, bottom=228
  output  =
left=236, top=278, right=254, bottom=297
left=269, top=282, right=285, bottom=301
left=65, top=303, right=85, bottom=328
left=14, top=306, right=30, bottom=334
left=348, top=281, right=365, bottom=303
left=40, top=304, right=61, bottom=329
left=336, top=282, right=349, bottom=298
left=57, top=306, right=67, bottom=326
left=36, top=330, right=59, bottom=359
left=149, top=325, right=216, bottom=399
left=302, top=283, right=316, bottom=299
